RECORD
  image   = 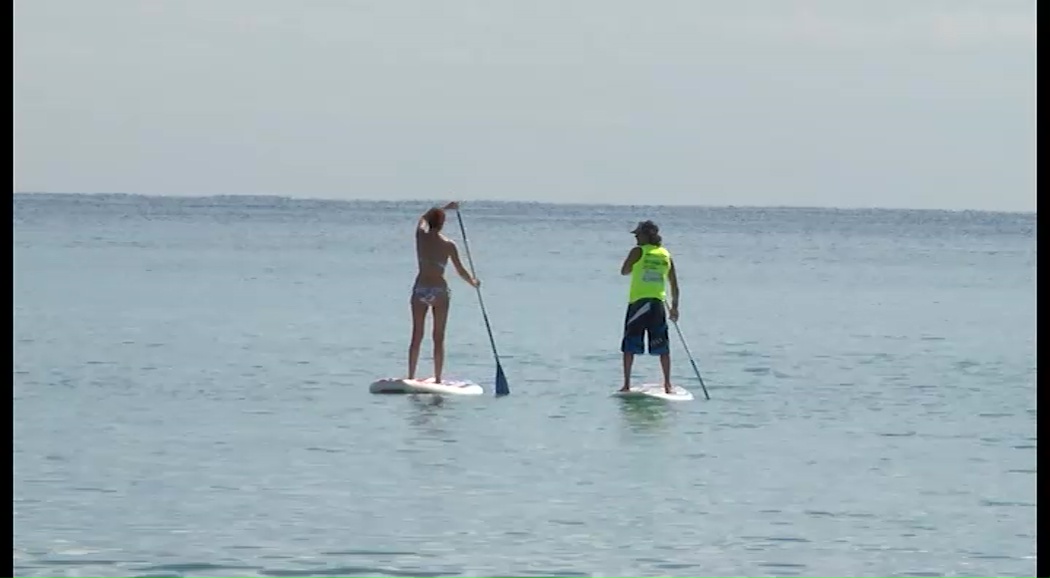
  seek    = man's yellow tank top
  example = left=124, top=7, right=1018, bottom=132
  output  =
left=629, top=244, right=671, bottom=303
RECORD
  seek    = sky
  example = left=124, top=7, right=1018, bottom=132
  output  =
left=14, top=1, right=1036, bottom=212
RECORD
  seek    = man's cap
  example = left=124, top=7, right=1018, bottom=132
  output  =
left=631, top=220, right=659, bottom=235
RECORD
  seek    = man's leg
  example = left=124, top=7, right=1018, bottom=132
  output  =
left=659, top=352, right=672, bottom=393
left=648, top=300, right=673, bottom=393
left=621, top=352, right=635, bottom=392
left=620, top=301, right=648, bottom=391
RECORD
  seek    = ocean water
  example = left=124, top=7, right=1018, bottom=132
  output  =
left=13, top=193, right=1036, bottom=578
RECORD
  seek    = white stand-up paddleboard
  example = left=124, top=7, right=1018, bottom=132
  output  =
left=612, top=383, right=694, bottom=401
left=369, top=377, right=483, bottom=396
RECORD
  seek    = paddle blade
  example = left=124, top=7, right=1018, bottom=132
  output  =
left=494, top=363, right=510, bottom=397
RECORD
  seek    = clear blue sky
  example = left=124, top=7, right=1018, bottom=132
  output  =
left=15, top=0, right=1035, bottom=212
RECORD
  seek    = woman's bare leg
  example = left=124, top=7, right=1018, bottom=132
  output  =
left=407, top=298, right=429, bottom=379
left=431, top=293, right=451, bottom=383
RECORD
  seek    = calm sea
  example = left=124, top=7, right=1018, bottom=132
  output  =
left=13, top=193, right=1036, bottom=577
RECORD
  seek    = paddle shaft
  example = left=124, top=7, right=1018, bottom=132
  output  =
left=671, top=317, right=711, bottom=400
left=454, top=210, right=507, bottom=375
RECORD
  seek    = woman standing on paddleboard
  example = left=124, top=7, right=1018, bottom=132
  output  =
left=408, top=201, right=480, bottom=384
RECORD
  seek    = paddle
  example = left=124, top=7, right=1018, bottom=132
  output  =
left=671, top=318, right=710, bottom=400
left=455, top=208, right=510, bottom=397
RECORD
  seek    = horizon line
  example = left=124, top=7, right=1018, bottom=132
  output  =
left=12, top=190, right=1036, bottom=216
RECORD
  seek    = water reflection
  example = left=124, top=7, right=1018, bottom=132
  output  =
left=404, top=394, right=449, bottom=436
left=616, top=397, right=671, bottom=433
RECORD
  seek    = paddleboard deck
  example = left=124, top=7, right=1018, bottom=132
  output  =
left=369, top=377, right=483, bottom=396
left=612, top=383, right=694, bottom=401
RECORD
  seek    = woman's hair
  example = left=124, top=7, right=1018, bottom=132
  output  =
left=642, top=232, right=662, bottom=246
left=423, top=207, right=446, bottom=232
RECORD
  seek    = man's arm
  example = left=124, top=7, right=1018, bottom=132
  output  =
left=667, top=258, right=680, bottom=321
left=620, top=247, right=642, bottom=275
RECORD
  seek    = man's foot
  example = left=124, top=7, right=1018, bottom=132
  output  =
left=619, top=385, right=631, bottom=392
left=664, top=384, right=674, bottom=394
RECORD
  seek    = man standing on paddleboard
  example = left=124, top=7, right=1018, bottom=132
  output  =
left=619, top=220, right=680, bottom=394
